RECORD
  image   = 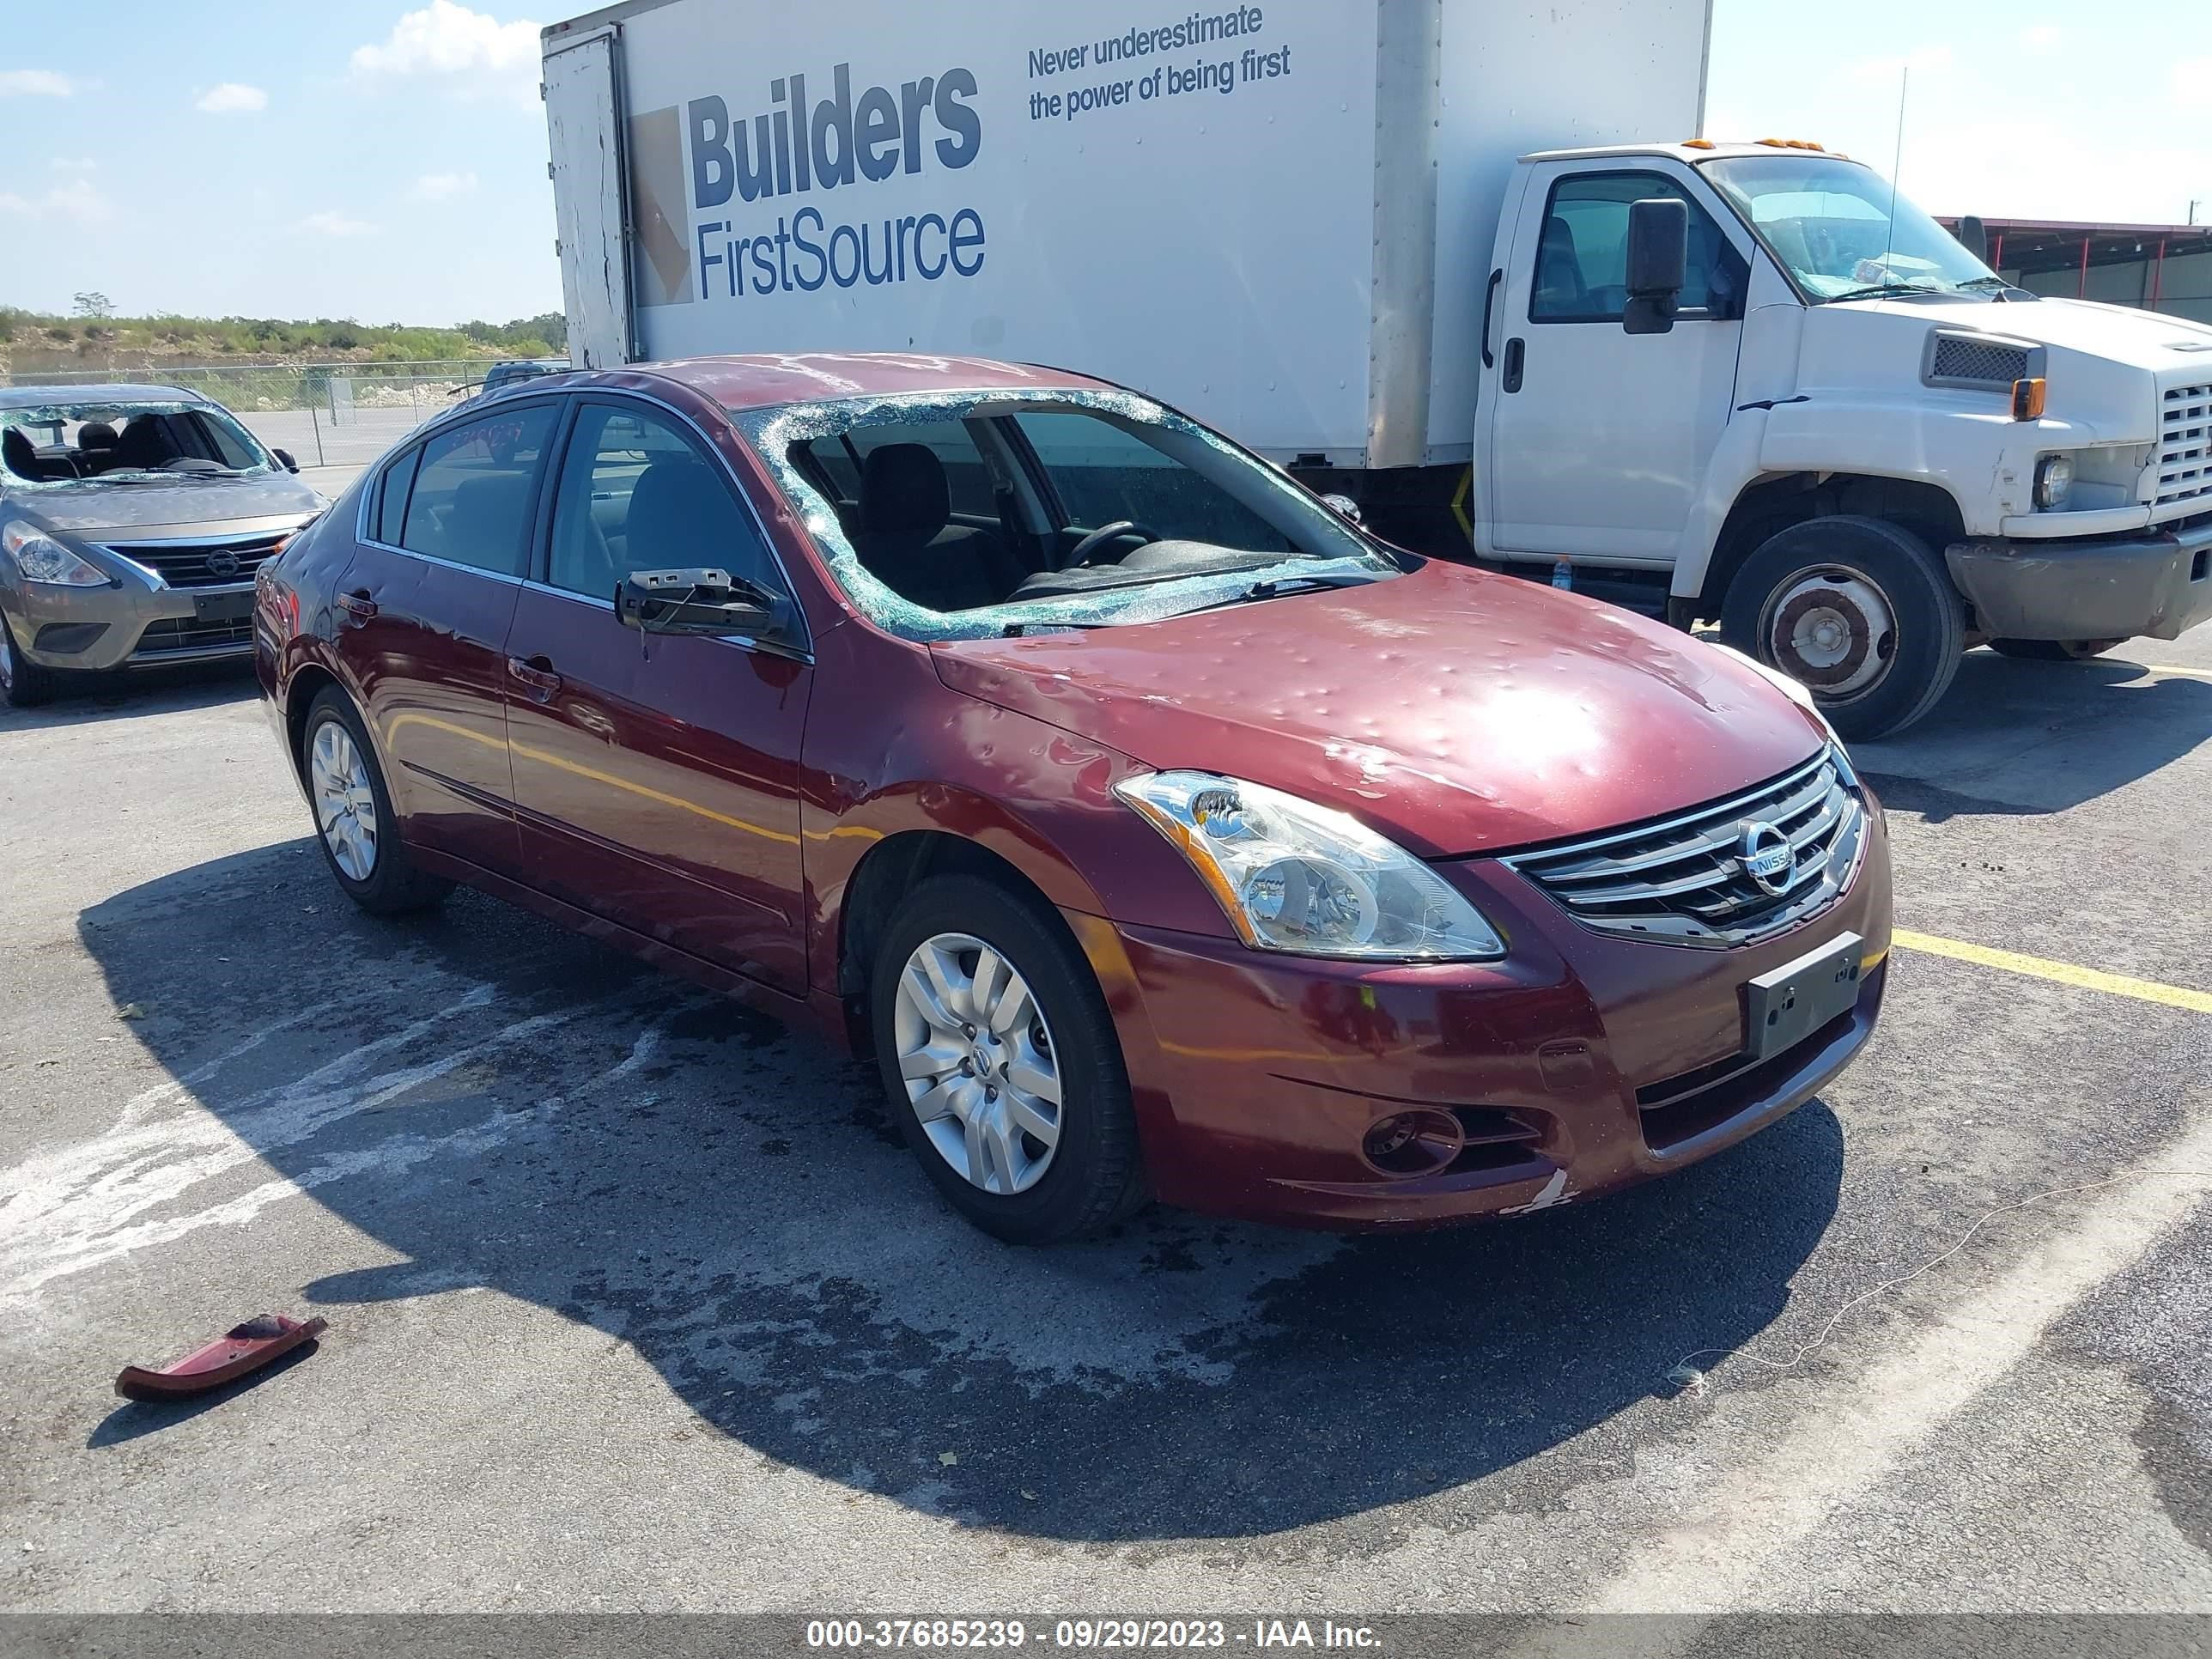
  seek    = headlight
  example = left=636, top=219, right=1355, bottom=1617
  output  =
left=2033, top=453, right=2073, bottom=510
left=1115, top=770, right=1506, bottom=961
left=3, top=522, right=107, bottom=586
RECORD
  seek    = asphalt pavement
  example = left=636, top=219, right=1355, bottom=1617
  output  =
left=2, top=626, right=2208, bottom=1622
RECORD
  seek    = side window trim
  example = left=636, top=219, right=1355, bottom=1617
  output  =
left=1528, top=168, right=1746, bottom=326
left=526, top=395, right=588, bottom=587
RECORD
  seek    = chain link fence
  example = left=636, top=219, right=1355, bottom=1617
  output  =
left=0, top=361, right=506, bottom=473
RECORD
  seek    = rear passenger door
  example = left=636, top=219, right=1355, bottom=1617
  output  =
left=336, top=401, right=558, bottom=872
left=502, top=396, right=813, bottom=995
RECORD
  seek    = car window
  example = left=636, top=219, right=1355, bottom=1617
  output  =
left=546, top=401, right=780, bottom=602
left=375, top=447, right=420, bottom=544
left=1012, top=410, right=1292, bottom=550
left=1531, top=172, right=1737, bottom=322
left=795, top=417, right=999, bottom=522
left=398, top=404, right=557, bottom=576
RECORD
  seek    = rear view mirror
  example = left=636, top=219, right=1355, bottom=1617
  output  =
left=271, top=447, right=300, bottom=473
left=1623, top=198, right=1689, bottom=337
left=1320, top=492, right=1364, bottom=525
left=1956, top=214, right=1990, bottom=264
left=617, top=567, right=775, bottom=637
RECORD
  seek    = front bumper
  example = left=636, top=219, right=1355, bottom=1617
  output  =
left=1947, top=516, right=2212, bottom=642
left=2, top=575, right=258, bottom=671
left=1076, top=802, right=1892, bottom=1231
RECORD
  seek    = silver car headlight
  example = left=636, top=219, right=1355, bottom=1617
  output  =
left=3, top=522, right=107, bottom=586
left=1115, top=770, right=1506, bottom=961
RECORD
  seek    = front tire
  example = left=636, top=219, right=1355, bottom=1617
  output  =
left=301, top=688, right=451, bottom=915
left=0, top=617, right=62, bottom=708
left=1988, top=637, right=2124, bottom=662
left=869, top=874, right=1146, bottom=1243
left=1720, top=515, right=1965, bottom=741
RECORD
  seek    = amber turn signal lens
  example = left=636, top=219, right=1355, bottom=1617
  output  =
left=2011, top=378, right=2047, bottom=421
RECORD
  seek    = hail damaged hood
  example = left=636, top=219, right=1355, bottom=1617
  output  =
left=930, top=561, right=1827, bottom=858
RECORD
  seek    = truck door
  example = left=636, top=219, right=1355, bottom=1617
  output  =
left=1483, top=163, right=1750, bottom=564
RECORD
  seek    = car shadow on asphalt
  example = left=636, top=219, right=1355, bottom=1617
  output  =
left=1853, top=651, right=2212, bottom=819
left=0, top=660, right=258, bottom=731
left=76, top=838, right=1845, bottom=1543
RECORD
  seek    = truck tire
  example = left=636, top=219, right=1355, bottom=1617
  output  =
left=870, top=874, right=1148, bottom=1243
left=1720, top=516, right=1964, bottom=741
left=1988, top=637, right=2124, bottom=662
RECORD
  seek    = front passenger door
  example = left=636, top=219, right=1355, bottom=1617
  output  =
left=504, top=398, right=813, bottom=994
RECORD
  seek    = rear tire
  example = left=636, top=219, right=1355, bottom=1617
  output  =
left=1720, top=515, right=1964, bottom=741
left=301, top=688, right=451, bottom=915
left=1988, top=637, right=2124, bottom=662
left=869, top=874, right=1147, bottom=1243
left=0, top=617, right=61, bottom=708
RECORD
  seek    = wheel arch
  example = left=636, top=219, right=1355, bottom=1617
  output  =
left=1677, top=471, right=1968, bottom=627
left=282, top=661, right=347, bottom=785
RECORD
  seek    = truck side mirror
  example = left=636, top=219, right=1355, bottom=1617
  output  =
left=1956, top=214, right=1990, bottom=264
left=1623, top=198, right=1688, bottom=337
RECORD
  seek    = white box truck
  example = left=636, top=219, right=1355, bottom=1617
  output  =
left=542, top=0, right=2212, bottom=737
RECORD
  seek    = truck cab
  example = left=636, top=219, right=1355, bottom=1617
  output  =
left=1474, top=139, right=2212, bottom=738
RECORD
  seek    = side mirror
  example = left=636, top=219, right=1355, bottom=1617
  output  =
left=1956, top=214, right=1990, bottom=264
left=616, top=567, right=776, bottom=637
left=271, top=447, right=299, bottom=473
left=1320, top=492, right=1364, bottom=525
left=1623, top=197, right=1689, bottom=337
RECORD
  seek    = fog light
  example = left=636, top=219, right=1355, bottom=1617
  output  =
left=2033, top=453, right=2073, bottom=510
left=1360, top=1109, right=1466, bottom=1177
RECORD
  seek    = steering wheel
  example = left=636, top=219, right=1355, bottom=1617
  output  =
left=1066, top=520, right=1162, bottom=568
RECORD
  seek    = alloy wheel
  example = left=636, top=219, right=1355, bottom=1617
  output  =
left=309, top=718, right=380, bottom=882
left=893, top=931, right=1063, bottom=1196
left=1760, top=562, right=1896, bottom=702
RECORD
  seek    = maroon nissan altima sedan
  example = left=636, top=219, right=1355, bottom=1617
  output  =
left=254, top=353, right=1890, bottom=1243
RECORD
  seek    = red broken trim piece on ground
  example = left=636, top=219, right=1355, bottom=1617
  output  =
left=113, top=1314, right=328, bottom=1401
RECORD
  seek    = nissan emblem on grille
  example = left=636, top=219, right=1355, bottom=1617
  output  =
left=1737, top=820, right=1795, bottom=896
left=205, top=550, right=241, bottom=580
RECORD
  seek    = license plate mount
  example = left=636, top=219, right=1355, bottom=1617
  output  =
left=1745, top=931, right=1864, bottom=1061
left=192, top=591, right=254, bottom=623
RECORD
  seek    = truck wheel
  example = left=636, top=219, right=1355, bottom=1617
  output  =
left=1720, top=516, right=1964, bottom=741
left=0, top=617, right=62, bottom=708
left=870, top=874, right=1147, bottom=1244
left=1988, top=638, right=2124, bottom=662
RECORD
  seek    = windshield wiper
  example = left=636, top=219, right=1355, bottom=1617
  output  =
left=1956, top=275, right=2036, bottom=301
left=1822, top=281, right=1948, bottom=304
left=1151, top=570, right=1381, bottom=621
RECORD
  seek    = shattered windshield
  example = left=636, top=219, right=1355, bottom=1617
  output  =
left=734, top=387, right=1399, bottom=641
left=1702, top=154, right=2002, bottom=302
left=0, top=399, right=275, bottom=488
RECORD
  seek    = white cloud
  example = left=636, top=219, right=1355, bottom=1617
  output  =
left=301, top=209, right=378, bottom=238
left=195, top=82, right=269, bottom=114
left=0, top=177, right=112, bottom=224
left=350, top=1, right=540, bottom=104
left=0, top=69, right=76, bottom=97
left=50, top=156, right=99, bottom=173
left=411, top=170, right=481, bottom=202
left=2174, top=58, right=2212, bottom=98
left=2021, top=24, right=2062, bottom=52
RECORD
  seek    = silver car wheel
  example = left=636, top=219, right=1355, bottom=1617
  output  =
left=894, top=931, right=1063, bottom=1196
left=309, top=717, right=380, bottom=883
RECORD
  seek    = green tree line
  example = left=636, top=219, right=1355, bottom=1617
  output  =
left=0, top=307, right=568, bottom=362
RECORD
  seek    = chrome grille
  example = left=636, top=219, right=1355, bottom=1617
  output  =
left=1502, top=751, right=1865, bottom=948
left=2157, top=381, right=2212, bottom=510
left=97, top=533, right=286, bottom=590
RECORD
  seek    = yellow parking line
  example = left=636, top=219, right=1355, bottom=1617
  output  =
left=2142, top=664, right=2212, bottom=682
left=1893, top=928, right=2212, bottom=1017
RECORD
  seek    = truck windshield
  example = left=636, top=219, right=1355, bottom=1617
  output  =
left=1701, top=154, right=2002, bottom=302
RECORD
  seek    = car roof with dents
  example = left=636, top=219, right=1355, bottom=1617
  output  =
left=621, top=353, right=1113, bottom=412
left=0, top=383, right=205, bottom=409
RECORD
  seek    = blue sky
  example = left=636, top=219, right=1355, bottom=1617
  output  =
left=3, top=1, right=2209, bottom=325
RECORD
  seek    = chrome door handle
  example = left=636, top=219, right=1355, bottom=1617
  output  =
left=506, top=655, right=562, bottom=702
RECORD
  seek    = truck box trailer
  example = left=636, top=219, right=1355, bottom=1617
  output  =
left=544, top=0, right=2212, bottom=736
